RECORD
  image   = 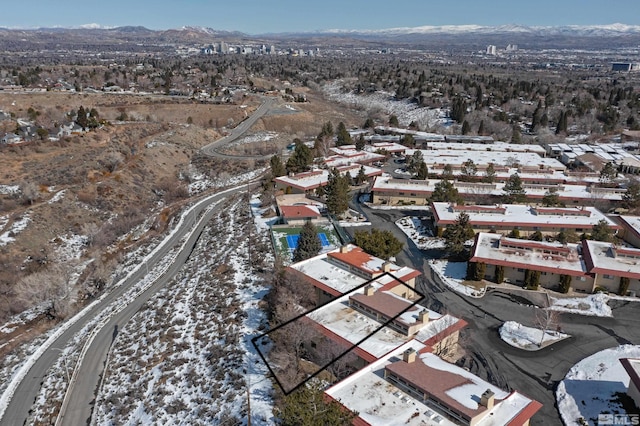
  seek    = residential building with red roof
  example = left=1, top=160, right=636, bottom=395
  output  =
left=288, top=244, right=421, bottom=305
left=469, top=233, right=640, bottom=294
left=325, top=340, right=543, bottom=426
left=431, top=202, right=620, bottom=237
left=370, top=176, right=626, bottom=208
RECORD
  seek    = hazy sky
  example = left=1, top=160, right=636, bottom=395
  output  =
left=2, top=0, right=638, bottom=33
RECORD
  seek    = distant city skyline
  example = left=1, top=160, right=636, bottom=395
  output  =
left=1, top=0, right=638, bottom=34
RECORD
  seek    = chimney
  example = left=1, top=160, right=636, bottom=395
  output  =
left=364, top=284, right=375, bottom=296
left=403, top=349, right=417, bottom=364
left=382, top=262, right=393, bottom=272
left=480, top=389, right=495, bottom=410
left=340, top=245, right=349, bottom=254
left=418, top=310, right=429, bottom=323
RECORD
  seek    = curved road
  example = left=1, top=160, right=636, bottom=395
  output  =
left=0, top=95, right=278, bottom=426
left=201, top=96, right=278, bottom=160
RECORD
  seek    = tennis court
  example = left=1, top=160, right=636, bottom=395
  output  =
left=286, top=233, right=330, bottom=249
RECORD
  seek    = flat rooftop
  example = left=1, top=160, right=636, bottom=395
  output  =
left=471, top=233, right=588, bottom=277
left=326, top=341, right=541, bottom=426
left=432, top=202, right=617, bottom=230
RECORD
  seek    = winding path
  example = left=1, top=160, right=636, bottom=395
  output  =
left=0, top=95, right=277, bottom=426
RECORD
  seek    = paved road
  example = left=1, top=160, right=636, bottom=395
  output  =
left=0, top=94, right=278, bottom=426
left=201, top=96, right=278, bottom=160
left=351, top=196, right=640, bottom=426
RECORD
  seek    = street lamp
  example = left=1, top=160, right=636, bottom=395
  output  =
left=51, top=347, right=70, bottom=383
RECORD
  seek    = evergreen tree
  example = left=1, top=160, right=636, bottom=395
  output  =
left=355, top=134, right=366, bottom=151
left=483, top=163, right=496, bottom=183
left=599, top=162, right=618, bottom=185
left=407, top=150, right=424, bottom=173
left=443, top=212, right=475, bottom=260
left=76, top=105, right=88, bottom=130
left=442, top=164, right=454, bottom=179
left=286, top=142, right=313, bottom=173
left=325, top=168, right=350, bottom=215
left=335, top=121, right=352, bottom=146
left=461, top=120, right=471, bottom=135
left=503, top=173, right=527, bottom=204
left=430, top=179, right=462, bottom=204
left=591, top=219, right=613, bottom=242
left=353, top=228, right=403, bottom=260
left=388, top=114, right=399, bottom=127
left=477, top=120, right=486, bottom=135
left=270, top=155, right=285, bottom=178
left=557, top=229, right=579, bottom=244
left=356, top=165, right=367, bottom=185
left=542, top=188, right=562, bottom=207
left=529, top=230, right=543, bottom=241
left=511, top=125, right=521, bottom=143
left=292, top=221, right=322, bottom=262
left=276, top=380, right=357, bottom=426
left=623, top=180, right=640, bottom=209
left=363, top=117, right=374, bottom=129
left=450, top=96, right=466, bottom=123
left=400, top=134, right=415, bottom=147
left=555, top=110, right=568, bottom=134
left=416, top=162, right=429, bottom=180
left=460, top=159, right=477, bottom=180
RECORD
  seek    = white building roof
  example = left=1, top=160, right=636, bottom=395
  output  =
left=432, top=202, right=617, bottom=230
left=424, top=141, right=547, bottom=155
left=371, top=176, right=626, bottom=202
left=326, top=340, right=541, bottom=426
left=470, top=232, right=588, bottom=276
left=407, top=149, right=565, bottom=171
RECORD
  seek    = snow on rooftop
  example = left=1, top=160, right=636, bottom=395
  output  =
left=432, top=202, right=615, bottom=229
left=584, top=240, right=640, bottom=279
left=306, top=292, right=414, bottom=359
left=471, top=233, right=587, bottom=277
left=406, top=148, right=565, bottom=170
left=327, top=340, right=538, bottom=426
left=557, top=345, right=640, bottom=426
left=371, top=176, right=625, bottom=202
left=289, top=249, right=366, bottom=294
left=424, top=141, right=546, bottom=155
left=619, top=215, right=640, bottom=239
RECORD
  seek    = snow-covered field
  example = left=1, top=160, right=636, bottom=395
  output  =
left=323, top=81, right=451, bottom=130
left=499, top=321, right=570, bottom=350
left=188, top=167, right=267, bottom=195
left=548, top=293, right=613, bottom=317
left=556, top=345, right=640, bottom=426
left=91, top=193, right=274, bottom=425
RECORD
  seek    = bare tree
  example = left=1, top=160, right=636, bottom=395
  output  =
left=19, top=181, right=40, bottom=205
left=534, top=309, right=560, bottom=347
left=14, top=264, right=77, bottom=318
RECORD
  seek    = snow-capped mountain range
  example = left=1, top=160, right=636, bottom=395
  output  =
left=320, top=23, right=640, bottom=37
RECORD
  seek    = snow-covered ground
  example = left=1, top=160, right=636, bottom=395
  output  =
left=499, top=321, right=570, bottom=350
left=323, top=81, right=451, bottom=130
left=91, top=193, right=274, bottom=425
left=556, top=345, right=640, bottom=426
left=548, top=293, right=613, bottom=317
left=429, top=260, right=485, bottom=298
left=188, top=167, right=266, bottom=195
left=0, top=213, right=30, bottom=246
left=395, top=216, right=447, bottom=249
